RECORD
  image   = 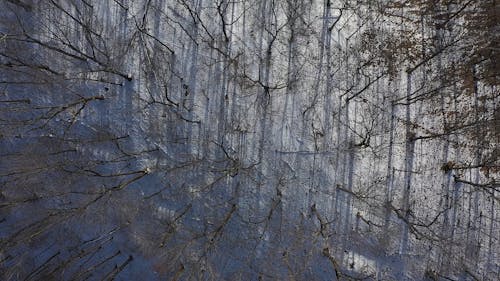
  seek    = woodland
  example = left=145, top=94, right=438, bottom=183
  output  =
left=0, top=0, right=498, bottom=280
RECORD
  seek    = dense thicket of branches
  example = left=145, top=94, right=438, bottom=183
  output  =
left=0, top=0, right=498, bottom=280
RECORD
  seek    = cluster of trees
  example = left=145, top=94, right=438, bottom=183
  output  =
left=0, top=0, right=497, bottom=280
